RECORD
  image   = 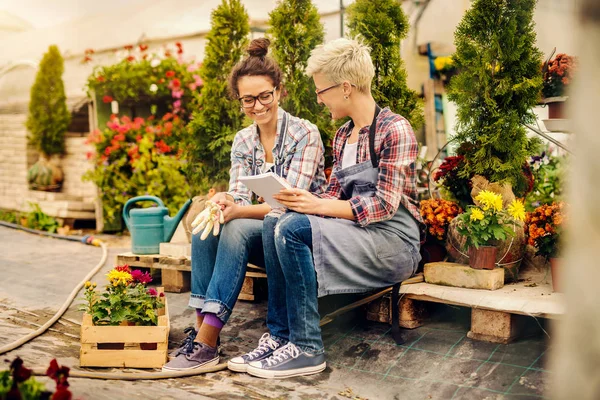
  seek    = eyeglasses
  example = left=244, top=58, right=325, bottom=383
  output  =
left=315, top=83, right=342, bottom=96
left=238, top=87, right=277, bottom=108
left=315, top=83, right=357, bottom=97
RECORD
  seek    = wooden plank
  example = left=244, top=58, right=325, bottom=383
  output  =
left=81, top=326, right=168, bottom=343
left=80, top=349, right=168, bottom=368
left=245, top=271, right=267, bottom=279
left=239, top=277, right=254, bottom=301
left=151, top=262, right=191, bottom=272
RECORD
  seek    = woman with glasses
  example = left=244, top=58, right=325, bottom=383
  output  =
left=163, top=38, right=327, bottom=372
left=238, top=38, right=425, bottom=379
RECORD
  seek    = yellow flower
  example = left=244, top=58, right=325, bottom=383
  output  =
left=434, top=56, right=453, bottom=71
left=475, top=190, right=503, bottom=212
left=84, top=281, right=92, bottom=288
left=507, top=200, right=526, bottom=222
left=470, top=208, right=484, bottom=221
left=106, top=270, right=133, bottom=287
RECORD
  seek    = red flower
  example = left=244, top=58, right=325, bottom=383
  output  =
left=147, top=287, right=158, bottom=296
left=165, top=70, right=175, bottom=78
left=84, top=48, right=95, bottom=55
left=136, top=134, right=143, bottom=142
left=126, top=55, right=135, bottom=62
left=81, top=56, right=92, bottom=64
left=115, top=264, right=131, bottom=273
left=102, top=95, right=113, bottom=104
left=170, top=78, right=181, bottom=88
left=96, top=75, right=105, bottom=83
left=86, top=151, right=93, bottom=160
left=124, top=45, right=134, bottom=50
left=162, top=112, right=173, bottom=121
left=11, top=357, right=32, bottom=383
left=131, top=269, right=153, bottom=284
left=139, top=44, right=148, bottom=51
left=155, top=140, right=172, bottom=154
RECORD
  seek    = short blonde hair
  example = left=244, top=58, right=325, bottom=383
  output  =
left=306, top=38, right=375, bottom=93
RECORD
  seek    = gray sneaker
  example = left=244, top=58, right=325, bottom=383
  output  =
left=162, top=341, right=219, bottom=372
left=168, top=327, right=221, bottom=360
left=227, top=333, right=285, bottom=373
left=246, top=343, right=326, bottom=379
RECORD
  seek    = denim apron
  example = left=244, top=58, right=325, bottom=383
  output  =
left=307, top=106, right=421, bottom=297
left=247, top=111, right=289, bottom=177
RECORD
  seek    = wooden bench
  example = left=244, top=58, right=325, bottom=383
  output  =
left=115, top=250, right=267, bottom=298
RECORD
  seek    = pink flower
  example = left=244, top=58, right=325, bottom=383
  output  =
left=187, top=63, right=199, bottom=72
left=171, top=89, right=183, bottom=99
left=147, top=287, right=158, bottom=296
left=173, top=100, right=182, bottom=109
left=193, top=74, right=203, bottom=87
left=131, top=269, right=152, bottom=284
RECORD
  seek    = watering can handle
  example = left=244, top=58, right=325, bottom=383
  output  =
left=122, top=196, right=165, bottom=231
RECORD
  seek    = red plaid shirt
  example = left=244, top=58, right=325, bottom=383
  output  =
left=318, top=107, right=423, bottom=228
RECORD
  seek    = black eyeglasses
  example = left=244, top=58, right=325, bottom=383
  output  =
left=315, top=83, right=342, bottom=97
left=315, top=82, right=357, bottom=97
left=238, top=87, right=277, bottom=108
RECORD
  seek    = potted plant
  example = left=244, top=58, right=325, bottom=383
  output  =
left=541, top=53, right=578, bottom=121
left=80, top=265, right=165, bottom=350
left=456, top=190, right=526, bottom=270
left=26, top=45, right=71, bottom=192
left=525, top=202, right=566, bottom=291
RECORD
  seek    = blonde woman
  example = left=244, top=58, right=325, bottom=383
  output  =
left=238, top=38, right=424, bottom=379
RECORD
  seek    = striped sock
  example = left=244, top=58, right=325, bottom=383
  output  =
left=196, top=312, right=224, bottom=348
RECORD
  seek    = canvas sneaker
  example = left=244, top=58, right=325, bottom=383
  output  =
left=227, top=332, right=285, bottom=373
left=246, top=343, right=326, bottom=379
left=168, top=327, right=221, bottom=360
left=162, top=341, right=219, bottom=372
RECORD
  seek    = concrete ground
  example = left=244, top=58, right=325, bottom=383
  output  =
left=0, top=226, right=551, bottom=399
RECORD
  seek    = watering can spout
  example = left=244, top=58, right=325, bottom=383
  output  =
left=163, top=199, right=192, bottom=242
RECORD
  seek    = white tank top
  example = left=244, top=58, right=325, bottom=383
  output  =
left=342, top=141, right=358, bottom=169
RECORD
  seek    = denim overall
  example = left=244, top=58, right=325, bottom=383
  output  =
left=306, top=106, right=421, bottom=298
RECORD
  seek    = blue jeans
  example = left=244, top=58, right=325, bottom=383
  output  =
left=189, top=218, right=265, bottom=324
left=264, top=212, right=324, bottom=355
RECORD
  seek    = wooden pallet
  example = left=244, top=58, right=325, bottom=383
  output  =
left=367, top=278, right=564, bottom=344
left=80, top=288, right=169, bottom=368
left=115, top=252, right=267, bottom=297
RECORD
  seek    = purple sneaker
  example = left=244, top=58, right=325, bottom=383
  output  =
left=227, top=333, right=285, bottom=372
left=162, top=341, right=219, bottom=372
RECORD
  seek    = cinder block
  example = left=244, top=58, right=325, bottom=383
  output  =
left=424, top=262, right=504, bottom=290
left=159, top=242, right=191, bottom=257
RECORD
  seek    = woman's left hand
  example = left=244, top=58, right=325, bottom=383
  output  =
left=220, top=199, right=242, bottom=223
left=273, top=188, right=321, bottom=214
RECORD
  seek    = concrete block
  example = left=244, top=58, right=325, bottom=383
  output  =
left=467, top=308, right=524, bottom=344
left=424, top=262, right=504, bottom=290
left=159, top=242, right=191, bottom=257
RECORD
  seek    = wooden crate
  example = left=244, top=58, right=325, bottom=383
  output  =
left=79, top=288, right=170, bottom=368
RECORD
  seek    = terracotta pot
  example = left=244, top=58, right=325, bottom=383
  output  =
left=543, top=96, right=568, bottom=119
left=468, top=246, right=498, bottom=270
left=97, top=342, right=125, bottom=350
left=140, top=342, right=158, bottom=350
left=550, top=257, right=561, bottom=292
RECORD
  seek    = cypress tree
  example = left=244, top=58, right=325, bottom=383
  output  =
left=447, top=0, right=543, bottom=197
left=346, top=0, right=424, bottom=129
left=268, top=0, right=334, bottom=160
left=26, top=45, right=71, bottom=157
left=186, top=0, right=249, bottom=192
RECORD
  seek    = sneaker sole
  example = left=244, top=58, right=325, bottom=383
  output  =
left=227, top=360, right=248, bottom=373
left=246, top=362, right=326, bottom=379
left=161, top=356, right=220, bottom=372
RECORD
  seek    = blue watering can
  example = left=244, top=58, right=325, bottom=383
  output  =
left=123, top=196, right=192, bottom=254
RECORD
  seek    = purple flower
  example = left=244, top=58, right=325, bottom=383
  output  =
left=147, top=288, right=158, bottom=296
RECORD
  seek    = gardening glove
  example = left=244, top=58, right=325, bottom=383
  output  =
left=191, top=200, right=225, bottom=239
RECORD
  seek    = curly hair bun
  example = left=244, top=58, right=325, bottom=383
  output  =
left=247, top=38, right=270, bottom=58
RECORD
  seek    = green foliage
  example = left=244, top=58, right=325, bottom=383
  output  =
left=83, top=114, right=190, bottom=228
left=186, top=0, right=250, bottom=192
left=268, top=0, right=334, bottom=162
left=526, top=150, right=567, bottom=210
left=26, top=45, right=71, bottom=157
left=80, top=268, right=164, bottom=326
left=0, top=370, right=47, bottom=400
left=85, top=43, right=202, bottom=120
left=346, top=0, right=424, bottom=130
left=22, top=203, right=60, bottom=233
left=447, top=0, right=543, bottom=197
left=0, top=210, right=17, bottom=224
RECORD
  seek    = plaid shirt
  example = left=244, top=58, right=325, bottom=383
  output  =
left=318, top=107, right=424, bottom=228
left=228, top=108, right=327, bottom=205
